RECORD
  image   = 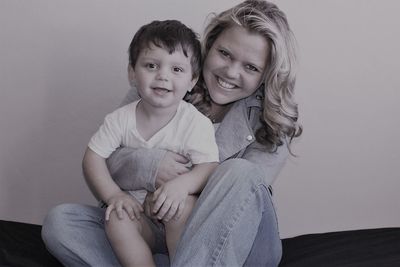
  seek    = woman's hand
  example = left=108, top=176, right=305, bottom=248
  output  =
left=105, top=191, right=143, bottom=221
left=155, top=151, right=190, bottom=187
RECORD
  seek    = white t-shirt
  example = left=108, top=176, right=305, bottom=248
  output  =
left=89, top=100, right=219, bottom=204
left=89, top=100, right=219, bottom=164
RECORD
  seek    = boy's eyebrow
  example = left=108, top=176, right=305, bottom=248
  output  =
left=139, top=56, right=191, bottom=68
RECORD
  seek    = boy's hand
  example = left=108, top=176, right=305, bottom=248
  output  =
left=105, top=191, right=143, bottom=221
left=152, top=179, right=188, bottom=222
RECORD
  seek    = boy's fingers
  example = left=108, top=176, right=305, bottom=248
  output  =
left=174, top=202, right=185, bottom=221
left=163, top=202, right=178, bottom=222
left=152, top=193, right=166, bottom=214
left=116, top=202, right=124, bottom=219
left=123, top=205, right=135, bottom=220
left=105, top=204, right=114, bottom=221
left=132, top=206, right=142, bottom=220
left=157, top=199, right=172, bottom=220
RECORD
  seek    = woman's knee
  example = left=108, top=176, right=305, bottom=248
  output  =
left=211, top=158, right=265, bottom=188
left=42, top=203, right=81, bottom=250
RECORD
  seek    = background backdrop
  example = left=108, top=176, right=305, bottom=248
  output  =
left=1, top=0, right=399, bottom=238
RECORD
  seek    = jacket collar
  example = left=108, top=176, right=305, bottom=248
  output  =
left=215, top=89, right=264, bottom=161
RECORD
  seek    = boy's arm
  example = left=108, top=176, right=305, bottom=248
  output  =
left=83, top=147, right=122, bottom=202
left=172, top=162, right=218, bottom=194
left=83, top=147, right=143, bottom=220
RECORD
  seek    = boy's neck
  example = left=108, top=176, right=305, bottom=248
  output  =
left=135, top=101, right=179, bottom=141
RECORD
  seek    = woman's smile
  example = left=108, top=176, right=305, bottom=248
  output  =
left=216, top=76, right=237, bottom=90
left=203, top=25, right=270, bottom=105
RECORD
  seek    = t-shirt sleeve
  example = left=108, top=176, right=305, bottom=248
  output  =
left=88, top=108, right=125, bottom=159
left=185, top=113, right=219, bottom=164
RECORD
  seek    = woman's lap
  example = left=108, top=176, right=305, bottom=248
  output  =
left=42, top=159, right=281, bottom=267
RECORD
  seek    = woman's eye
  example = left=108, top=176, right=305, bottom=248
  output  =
left=219, top=49, right=230, bottom=58
left=173, top=67, right=184, bottom=73
left=246, top=64, right=259, bottom=72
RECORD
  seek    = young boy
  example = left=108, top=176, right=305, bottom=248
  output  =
left=82, top=20, right=219, bottom=266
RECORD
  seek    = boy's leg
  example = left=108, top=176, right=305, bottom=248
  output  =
left=164, top=195, right=197, bottom=260
left=105, top=211, right=157, bottom=267
left=42, top=203, right=168, bottom=267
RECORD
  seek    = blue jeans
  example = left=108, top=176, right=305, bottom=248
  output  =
left=42, top=159, right=282, bottom=266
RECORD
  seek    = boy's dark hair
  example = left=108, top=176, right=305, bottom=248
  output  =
left=129, top=20, right=201, bottom=80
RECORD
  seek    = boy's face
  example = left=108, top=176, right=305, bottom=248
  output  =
left=131, top=44, right=198, bottom=111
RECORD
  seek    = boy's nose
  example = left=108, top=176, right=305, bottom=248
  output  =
left=156, top=68, right=169, bottom=81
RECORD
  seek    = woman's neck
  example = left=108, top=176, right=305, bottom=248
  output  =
left=209, top=101, right=233, bottom=123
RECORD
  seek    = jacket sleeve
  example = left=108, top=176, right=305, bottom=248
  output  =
left=106, top=147, right=166, bottom=192
left=240, top=139, right=289, bottom=186
left=105, top=87, right=165, bottom=192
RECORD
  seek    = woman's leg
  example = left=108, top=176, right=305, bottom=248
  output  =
left=172, top=158, right=282, bottom=267
left=41, top=203, right=121, bottom=267
left=243, top=193, right=282, bottom=266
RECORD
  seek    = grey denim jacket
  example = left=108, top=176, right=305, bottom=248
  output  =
left=108, top=87, right=289, bottom=192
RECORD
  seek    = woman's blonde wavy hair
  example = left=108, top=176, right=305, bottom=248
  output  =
left=195, top=0, right=302, bottom=152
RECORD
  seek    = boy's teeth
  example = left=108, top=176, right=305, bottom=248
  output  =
left=217, top=77, right=235, bottom=89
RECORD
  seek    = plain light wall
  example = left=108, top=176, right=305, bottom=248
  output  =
left=0, top=0, right=399, bottom=239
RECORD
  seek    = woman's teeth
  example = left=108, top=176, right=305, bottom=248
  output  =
left=217, top=77, right=235, bottom=89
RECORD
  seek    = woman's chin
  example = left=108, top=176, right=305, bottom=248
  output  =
left=210, top=94, right=234, bottom=106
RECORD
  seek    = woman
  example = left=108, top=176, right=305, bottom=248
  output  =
left=42, top=0, right=302, bottom=266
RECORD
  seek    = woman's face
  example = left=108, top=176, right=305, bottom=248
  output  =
left=203, top=25, right=270, bottom=105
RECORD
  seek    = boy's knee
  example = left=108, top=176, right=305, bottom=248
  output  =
left=105, top=211, right=142, bottom=234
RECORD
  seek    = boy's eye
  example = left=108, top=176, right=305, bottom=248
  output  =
left=246, top=64, right=259, bottom=72
left=173, top=67, right=184, bottom=73
left=146, top=63, right=158, bottom=69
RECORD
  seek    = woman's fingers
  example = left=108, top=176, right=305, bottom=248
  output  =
left=169, top=152, right=190, bottom=164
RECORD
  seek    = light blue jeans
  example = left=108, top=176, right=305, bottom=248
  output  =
left=42, top=159, right=282, bottom=266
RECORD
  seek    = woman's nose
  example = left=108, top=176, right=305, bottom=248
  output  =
left=224, top=62, right=241, bottom=79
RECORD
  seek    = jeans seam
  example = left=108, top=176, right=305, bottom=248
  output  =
left=209, top=183, right=261, bottom=266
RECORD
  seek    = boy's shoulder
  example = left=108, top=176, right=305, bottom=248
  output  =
left=111, top=100, right=139, bottom=114
left=178, top=100, right=211, bottom=124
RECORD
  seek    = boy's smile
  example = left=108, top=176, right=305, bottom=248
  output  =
left=131, top=44, right=198, bottom=114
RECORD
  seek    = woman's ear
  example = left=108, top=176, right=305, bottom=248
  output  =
left=127, top=64, right=136, bottom=87
left=187, top=76, right=199, bottom=92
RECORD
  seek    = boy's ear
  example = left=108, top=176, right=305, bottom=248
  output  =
left=127, top=64, right=136, bottom=86
left=187, top=76, right=199, bottom=92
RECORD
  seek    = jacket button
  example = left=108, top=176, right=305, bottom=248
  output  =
left=246, top=135, right=253, bottom=141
